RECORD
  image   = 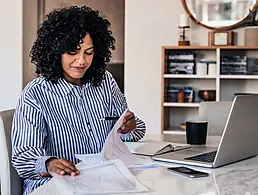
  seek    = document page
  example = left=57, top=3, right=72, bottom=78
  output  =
left=51, top=159, right=149, bottom=195
left=100, top=108, right=157, bottom=167
left=76, top=108, right=158, bottom=169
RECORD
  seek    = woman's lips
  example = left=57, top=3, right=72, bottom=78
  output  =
left=71, top=66, right=87, bottom=71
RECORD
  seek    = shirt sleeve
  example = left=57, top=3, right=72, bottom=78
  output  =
left=110, top=73, right=146, bottom=142
left=11, top=94, right=56, bottom=180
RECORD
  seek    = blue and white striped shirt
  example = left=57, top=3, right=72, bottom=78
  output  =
left=11, top=71, right=146, bottom=195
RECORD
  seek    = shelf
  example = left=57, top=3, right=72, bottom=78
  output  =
left=161, top=45, right=258, bottom=134
left=162, top=46, right=217, bottom=50
left=162, top=46, right=258, bottom=50
left=220, top=75, right=258, bottom=80
left=164, top=74, right=216, bottom=79
left=163, top=102, right=200, bottom=107
left=163, top=127, right=186, bottom=135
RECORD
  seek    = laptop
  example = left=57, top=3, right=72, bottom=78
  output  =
left=152, top=95, right=258, bottom=168
left=198, top=101, right=232, bottom=136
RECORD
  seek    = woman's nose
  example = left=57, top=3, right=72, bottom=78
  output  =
left=76, top=53, right=86, bottom=64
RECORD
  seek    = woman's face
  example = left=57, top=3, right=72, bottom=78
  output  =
left=61, top=33, right=94, bottom=86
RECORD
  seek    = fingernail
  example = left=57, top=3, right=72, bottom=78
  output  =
left=60, top=171, right=65, bottom=175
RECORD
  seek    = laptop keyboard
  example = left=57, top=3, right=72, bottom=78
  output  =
left=185, top=151, right=217, bottom=163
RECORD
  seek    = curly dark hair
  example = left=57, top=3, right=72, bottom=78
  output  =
left=30, top=5, right=115, bottom=86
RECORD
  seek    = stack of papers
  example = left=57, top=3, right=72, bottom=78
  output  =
left=52, top=159, right=149, bottom=195
left=51, top=108, right=156, bottom=194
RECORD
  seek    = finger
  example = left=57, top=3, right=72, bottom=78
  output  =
left=60, top=159, right=78, bottom=172
left=126, top=122, right=136, bottom=131
left=119, top=125, right=133, bottom=134
left=55, top=168, right=65, bottom=175
left=124, top=120, right=136, bottom=130
left=124, top=116, right=135, bottom=125
left=40, top=172, right=51, bottom=177
left=55, top=162, right=76, bottom=175
left=123, top=112, right=134, bottom=123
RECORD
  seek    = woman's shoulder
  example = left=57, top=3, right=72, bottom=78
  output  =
left=23, top=77, right=47, bottom=91
left=21, top=77, right=52, bottom=98
left=103, top=70, right=116, bottom=83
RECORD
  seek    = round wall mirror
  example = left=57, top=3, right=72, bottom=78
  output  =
left=182, top=0, right=258, bottom=30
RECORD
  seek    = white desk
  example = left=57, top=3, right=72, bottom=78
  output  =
left=30, top=134, right=258, bottom=195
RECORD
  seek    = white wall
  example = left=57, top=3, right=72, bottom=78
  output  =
left=125, top=0, right=246, bottom=133
left=0, top=0, right=23, bottom=110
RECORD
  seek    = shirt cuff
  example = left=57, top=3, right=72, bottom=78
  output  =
left=35, top=156, right=57, bottom=174
left=120, top=132, right=131, bottom=139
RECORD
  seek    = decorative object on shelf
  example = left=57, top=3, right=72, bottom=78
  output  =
left=245, top=26, right=258, bottom=46
left=221, top=55, right=247, bottom=75
left=179, top=123, right=186, bottom=130
left=238, top=7, right=258, bottom=46
left=181, top=0, right=258, bottom=30
left=198, top=90, right=216, bottom=101
left=244, top=9, right=258, bottom=46
left=166, top=51, right=195, bottom=74
left=167, top=86, right=194, bottom=103
left=196, top=62, right=207, bottom=76
left=247, top=58, right=258, bottom=74
left=208, top=31, right=234, bottom=46
left=208, top=62, right=217, bottom=76
left=177, top=89, right=185, bottom=103
left=178, top=13, right=190, bottom=46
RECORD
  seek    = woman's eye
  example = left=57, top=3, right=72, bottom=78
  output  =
left=84, top=50, right=94, bottom=55
left=67, top=51, right=77, bottom=55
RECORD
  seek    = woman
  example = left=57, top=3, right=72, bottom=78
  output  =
left=11, top=5, right=146, bottom=195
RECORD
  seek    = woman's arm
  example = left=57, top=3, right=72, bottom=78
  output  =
left=11, top=95, right=55, bottom=179
left=109, top=73, right=146, bottom=142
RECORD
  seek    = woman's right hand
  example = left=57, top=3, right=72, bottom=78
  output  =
left=41, top=158, right=80, bottom=177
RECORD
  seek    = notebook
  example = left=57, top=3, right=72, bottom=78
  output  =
left=125, top=140, right=191, bottom=157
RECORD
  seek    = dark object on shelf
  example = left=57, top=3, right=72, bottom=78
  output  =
left=198, top=90, right=216, bottom=101
left=220, top=55, right=247, bottom=75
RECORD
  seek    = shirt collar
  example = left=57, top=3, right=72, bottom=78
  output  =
left=56, top=78, right=75, bottom=96
left=42, top=78, right=90, bottom=97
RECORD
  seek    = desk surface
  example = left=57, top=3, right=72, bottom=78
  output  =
left=30, top=134, right=258, bottom=195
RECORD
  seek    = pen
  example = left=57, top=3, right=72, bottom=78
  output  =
left=100, top=116, right=135, bottom=121
left=100, top=116, right=120, bottom=121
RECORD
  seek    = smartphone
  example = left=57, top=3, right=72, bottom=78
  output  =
left=167, top=166, right=209, bottom=178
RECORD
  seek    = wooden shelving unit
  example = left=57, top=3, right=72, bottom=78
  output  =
left=161, top=46, right=258, bottom=134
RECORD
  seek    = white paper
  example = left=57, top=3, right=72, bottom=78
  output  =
left=100, top=108, right=158, bottom=168
left=75, top=153, right=158, bottom=170
left=76, top=108, right=159, bottom=169
left=51, top=159, right=149, bottom=195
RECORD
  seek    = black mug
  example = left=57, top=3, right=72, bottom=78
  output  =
left=186, top=120, right=208, bottom=145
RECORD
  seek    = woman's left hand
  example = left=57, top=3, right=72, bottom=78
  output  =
left=118, top=111, right=136, bottom=134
